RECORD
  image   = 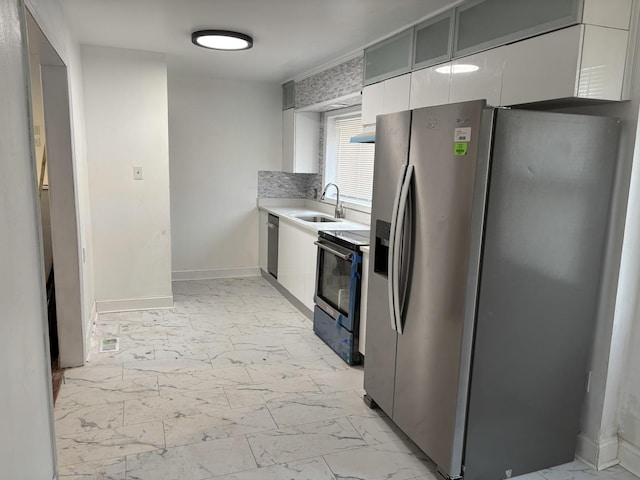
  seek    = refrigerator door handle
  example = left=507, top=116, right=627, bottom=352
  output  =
left=388, top=165, right=408, bottom=332
left=393, top=165, right=414, bottom=335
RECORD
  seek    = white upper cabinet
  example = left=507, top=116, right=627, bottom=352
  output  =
left=413, top=12, right=453, bottom=70
left=410, top=65, right=451, bottom=110
left=582, top=0, right=632, bottom=29
left=454, top=0, right=581, bottom=58
left=501, top=24, right=628, bottom=106
left=381, top=74, right=411, bottom=115
left=362, top=73, right=411, bottom=126
left=364, top=30, right=413, bottom=86
left=449, top=47, right=505, bottom=106
left=282, top=110, right=320, bottom=174
left=361, top=82, right=384, bottom=126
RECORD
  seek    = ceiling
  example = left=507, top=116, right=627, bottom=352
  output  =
left=62, top=0, right=456, bottom=83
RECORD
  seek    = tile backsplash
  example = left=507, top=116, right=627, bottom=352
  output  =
left=258, top=171, right=320, bottom=199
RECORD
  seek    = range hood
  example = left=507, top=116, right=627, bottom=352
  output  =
left=350, top=125, right=376, bottom=144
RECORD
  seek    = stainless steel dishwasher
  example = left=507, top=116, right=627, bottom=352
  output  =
left=267, top=214, right=279, bottom=278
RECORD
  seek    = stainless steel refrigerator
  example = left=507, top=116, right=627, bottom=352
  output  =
left=364, top=100, right=620, bottom=480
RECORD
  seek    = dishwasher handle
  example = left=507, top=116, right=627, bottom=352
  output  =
left=314, top=241, right=352, bottom=261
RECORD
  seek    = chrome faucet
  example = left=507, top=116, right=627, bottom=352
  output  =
left=321, top=183, right=345, bottom=219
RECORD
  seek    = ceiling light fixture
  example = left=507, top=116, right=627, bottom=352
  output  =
left=191, top=30, right=253, bottom=51
left=435, top=64, right=480, bottom=74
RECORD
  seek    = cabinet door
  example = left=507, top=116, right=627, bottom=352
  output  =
left=578, top=25, right=628, bottom=101
left=501, top=26, right=581, bottom=106
left=410, top=65, right=451, bottom=109
left=359, top=250, right=369, bottom=355
left=413, top=11, right=453, bottom=70
left=364, top=29, right=413, bottom=85
left=259, top=210, right=268, bottom=272
left=282, top=109, right=295, bottom=172
left=582, top=0, right=633, bottom=29
left=277, top=222, right=298, bottom=296
left=361, top=82, right=384, bottom=126
left=454, top=0, right=580, bottom=57
left=381, top=74, right=411, bottom=115
left=282, top=81, right=295, bottom=110
left=301, top=230, right=319, bottom=311
left=282, top=110, right=320, bottom=173
left=449, top=47, right=505, bottom=106
left=294, top=112, right=320, bottom=173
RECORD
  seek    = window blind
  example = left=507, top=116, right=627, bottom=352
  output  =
left=334, top=117, right=375, bottom=203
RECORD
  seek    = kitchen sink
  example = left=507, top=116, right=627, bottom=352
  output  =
left=295, top=215, right=338, bottom=223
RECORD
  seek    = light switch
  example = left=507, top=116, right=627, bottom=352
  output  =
left=133, top=166, right=143, bottom=180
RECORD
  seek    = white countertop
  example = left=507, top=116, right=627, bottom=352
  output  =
left=259, top=205, right=370, bottom=234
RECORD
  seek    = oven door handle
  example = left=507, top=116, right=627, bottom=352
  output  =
left=314, top=241, right=352, bottom=261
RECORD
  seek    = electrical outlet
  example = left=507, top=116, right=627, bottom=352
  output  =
left=133, top=166, right=143, bottom=180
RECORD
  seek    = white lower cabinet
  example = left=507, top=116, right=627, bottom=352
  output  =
left=276, top=221, right=318, bottom=310
left=258, top=210, right=268, bottom=272
left=359, top=249, right=369, bottom=355
left=300, top=231, right=318, bottom=311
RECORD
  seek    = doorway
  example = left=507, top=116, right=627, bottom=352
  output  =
left=25, top=10, right=86, bottom=401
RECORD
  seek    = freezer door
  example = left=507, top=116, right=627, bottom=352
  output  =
left=391, top=101, right=491, bottom=479
left=464, top=110, right=620, bottom=480
left=363, top=110, right=412, bottom=416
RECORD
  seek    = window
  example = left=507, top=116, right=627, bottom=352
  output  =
left=324, top=109, right=375, bottom=206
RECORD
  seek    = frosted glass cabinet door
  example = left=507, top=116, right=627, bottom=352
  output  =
left=364, top=29, right=413, bottom=85
left=413, top=11, right=453, bottom=69
left=282, top=81, right=295, bottom=110
left=454, top=0, right=580, bottom=57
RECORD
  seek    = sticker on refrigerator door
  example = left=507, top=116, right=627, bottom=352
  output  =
left=454, top=127, right=472, bottom=142
left=454, top=142, right=468, bottom=156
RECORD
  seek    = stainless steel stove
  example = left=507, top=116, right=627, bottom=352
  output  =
left=313, top=228, right=370, bottom=365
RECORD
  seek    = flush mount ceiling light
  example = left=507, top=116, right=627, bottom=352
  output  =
left=191, top=30, right=253, bottom=51
left=436, top=64, right=480, bottom=74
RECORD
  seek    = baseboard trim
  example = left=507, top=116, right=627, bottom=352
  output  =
left=172, top=267, right=260, bottom=281
left=95, top=296, right=174, bottom=313
left=576, top=434, right=620, bottom=470
left=260, top=269, right=312, bottom=320
left=619, top=439, right=640, bottom=477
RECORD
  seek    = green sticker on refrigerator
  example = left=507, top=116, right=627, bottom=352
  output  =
left=454, top=142, right=468, bottom=156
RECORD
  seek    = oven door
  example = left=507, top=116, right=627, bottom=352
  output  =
left=314, top=239, right=360, bottom=331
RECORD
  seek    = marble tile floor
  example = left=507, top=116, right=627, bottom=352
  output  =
left=55, top=277, right=639, bottom=480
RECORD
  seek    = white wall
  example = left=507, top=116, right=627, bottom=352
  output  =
left=549, top=9, right=640, bottom=469
left=82, top=46, right=173, bottom=311
left=65, top=34, right=96, bottom=354
left=168, top=74, right=281, bottom=279
left=0, top=0, right=56, bottom=477
left=616, top=113, right=640, bottom=474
